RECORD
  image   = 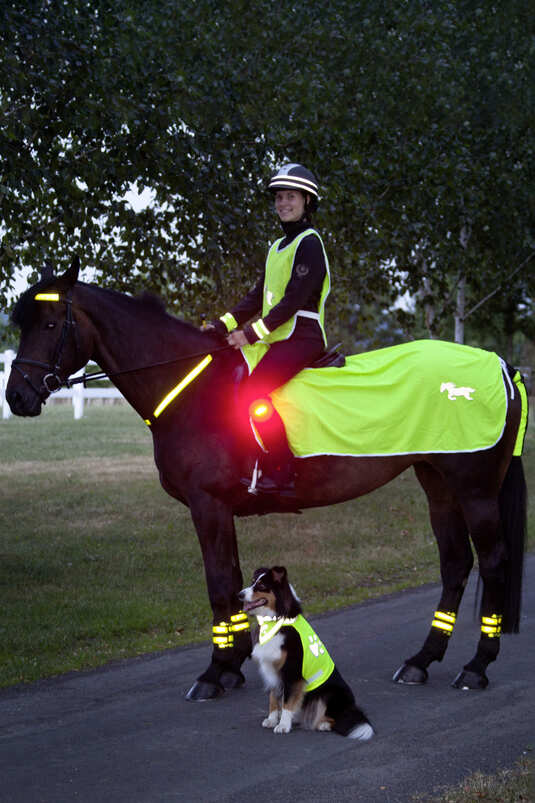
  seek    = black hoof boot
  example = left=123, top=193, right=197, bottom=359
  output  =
left=185, top=679, right=225, bottom=701
left=451, top=669, right=489, bottom=690
left=393, top=663, right=429, bottom=685
left=220, top=669, right=245, bottom=690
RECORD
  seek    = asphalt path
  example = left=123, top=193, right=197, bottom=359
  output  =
left=2, top=554, right=534, bottom=803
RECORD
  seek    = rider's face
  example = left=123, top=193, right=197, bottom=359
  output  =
left=274, top=190, right=306, bottom=223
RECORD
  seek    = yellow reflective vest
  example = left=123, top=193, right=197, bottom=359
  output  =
left=258, top=614, right=335, bottom=693
left=242, top=229, right=330, bottom=373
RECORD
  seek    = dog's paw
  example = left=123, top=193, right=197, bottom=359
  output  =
left=317, top=720, right=332, bottom=732
left=273, top=708, right=293, bottom=733
left=262, top=712, right=279, bottom=729
left=273, top=722, right=291, bottom=734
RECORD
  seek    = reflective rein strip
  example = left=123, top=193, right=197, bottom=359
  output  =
left=144, top=354, right=213, bottom=426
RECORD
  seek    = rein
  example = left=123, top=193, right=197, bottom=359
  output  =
left=66, top=343, right=233, bottom=388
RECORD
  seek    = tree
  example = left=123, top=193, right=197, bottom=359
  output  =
left=1, top=1, right=533, bottom=355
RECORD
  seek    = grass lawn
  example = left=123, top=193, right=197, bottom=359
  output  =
left=1, top=401, right=533, bottom=688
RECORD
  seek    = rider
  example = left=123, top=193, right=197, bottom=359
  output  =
left=210, top=163, right=331, bottom=493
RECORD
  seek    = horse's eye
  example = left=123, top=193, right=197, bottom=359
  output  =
left=45, top=321, right=57, bottom=330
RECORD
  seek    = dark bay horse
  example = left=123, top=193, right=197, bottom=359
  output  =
left=6, top=258, right=527, bottom=700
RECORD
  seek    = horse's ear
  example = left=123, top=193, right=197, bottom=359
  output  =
left=61, top=255, right=80, bottom=286
left=40, top=261, right=55, bottom=281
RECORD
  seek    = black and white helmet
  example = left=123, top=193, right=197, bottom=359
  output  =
left=268, top=163, right=319, bottom=199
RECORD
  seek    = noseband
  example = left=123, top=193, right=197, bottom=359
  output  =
left=12, top=289, right=79, bottom=403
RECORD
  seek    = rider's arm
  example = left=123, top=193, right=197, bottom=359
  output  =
left=243, top=234, right=326, bottom=344
left=212, top=277, right=263, bottom=336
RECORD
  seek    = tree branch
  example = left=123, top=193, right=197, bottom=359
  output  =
left=463, top=252, right=535, bottom=321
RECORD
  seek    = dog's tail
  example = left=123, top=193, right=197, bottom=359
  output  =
left=333, top=706, right=374, bottom=740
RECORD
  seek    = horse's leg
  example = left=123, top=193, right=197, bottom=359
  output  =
left=185, top=491, right=252, bottom=701
left=449, top=495, right=507, bottom=690
left=394, top=462, right=474, bottom=685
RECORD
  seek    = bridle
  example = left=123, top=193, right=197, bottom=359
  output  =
left=12, top=289, right=80, bottom=402
left=11, top=288, right=232, bottom=412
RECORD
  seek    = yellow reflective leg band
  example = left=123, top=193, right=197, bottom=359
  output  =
left=212, top=613, right=250, bottom=648
left=212, top=622, right=234, bottom=648
left=230, top=611, right=250, bottom=633
left=481, top=614, right=502, bottom=638
left=431, top=610, right=456, bottom=635
left=220, top=312, right=238, bottom=332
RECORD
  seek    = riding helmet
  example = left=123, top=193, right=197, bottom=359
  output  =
left=268, top=163, right=319, bottom=208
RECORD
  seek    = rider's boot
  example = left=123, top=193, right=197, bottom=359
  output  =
left=243, top=399, right=295, bottom=494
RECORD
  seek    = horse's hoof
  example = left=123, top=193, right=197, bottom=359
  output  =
left=393, top=663, right=428, bottom=685
left=185, top=679, right=225, bottom=701
left=219, top=670, right=245, bottom=690
left=451, top=669, right=489, bottom=690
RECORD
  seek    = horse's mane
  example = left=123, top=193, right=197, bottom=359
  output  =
left=11, top=279, right=201, bottom=338
left=88, top=285, right=202, bottom=336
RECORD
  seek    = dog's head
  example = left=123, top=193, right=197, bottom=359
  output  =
left=239, top=566, right=302, bottom=619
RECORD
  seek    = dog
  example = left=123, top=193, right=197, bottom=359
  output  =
left=239, top=566, right=374, bottom=739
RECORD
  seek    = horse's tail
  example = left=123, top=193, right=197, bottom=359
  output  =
left=499, top=456, right=527, bottom=633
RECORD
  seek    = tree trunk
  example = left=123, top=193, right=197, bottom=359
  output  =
left=454, top=275, right=465, bottom=344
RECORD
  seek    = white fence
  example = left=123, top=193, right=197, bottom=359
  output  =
left=1, top=349, right=123, bottom=420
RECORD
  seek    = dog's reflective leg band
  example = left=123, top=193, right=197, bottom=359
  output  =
left=431, top=610, right=456, bottom=636
left=481, top=614, right=502, bottom=638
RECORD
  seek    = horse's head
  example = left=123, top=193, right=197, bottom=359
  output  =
left=6, top=256, right=93, bottom=416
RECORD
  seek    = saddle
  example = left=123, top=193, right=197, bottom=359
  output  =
left=309, top=344, right=346, bottom=369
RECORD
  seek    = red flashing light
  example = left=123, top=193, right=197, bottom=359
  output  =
left=249, top=398, right=274, bottom=423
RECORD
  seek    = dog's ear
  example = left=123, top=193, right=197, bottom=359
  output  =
left=272, top=566, right=287, bottom=584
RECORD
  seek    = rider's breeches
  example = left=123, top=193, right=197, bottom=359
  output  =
left=238, top=336, right=324, bottom=460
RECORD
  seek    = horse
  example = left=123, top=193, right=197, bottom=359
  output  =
left=6, top=257, right=528, bottom=700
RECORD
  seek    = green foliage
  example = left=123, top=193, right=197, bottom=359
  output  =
left=1, top=1, right=533, bottom=347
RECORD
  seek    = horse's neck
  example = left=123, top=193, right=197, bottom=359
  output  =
left=76, top=284, right=222, bottom=415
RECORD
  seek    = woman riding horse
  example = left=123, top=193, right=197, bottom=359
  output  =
left=208, top=163, right=331, bottom=494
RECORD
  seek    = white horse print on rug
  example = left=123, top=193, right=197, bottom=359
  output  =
left=440, top=382, right=476, bottom=401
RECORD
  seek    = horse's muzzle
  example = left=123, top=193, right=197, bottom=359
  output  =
left=5, top=386, right=43, bottom=417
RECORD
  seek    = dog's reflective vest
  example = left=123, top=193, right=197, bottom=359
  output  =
left=241, top=229, right=330, bottom=373
left=258, top=614, right=335, bottom=692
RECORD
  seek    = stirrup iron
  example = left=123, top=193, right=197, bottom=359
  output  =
left=247, top=460, right=261, bottom=495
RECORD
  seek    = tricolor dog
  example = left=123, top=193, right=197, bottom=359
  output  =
left=239, top=566, right=374, bottom=739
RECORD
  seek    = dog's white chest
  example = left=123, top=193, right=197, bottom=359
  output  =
left=252, top=632, right=284, bottom=690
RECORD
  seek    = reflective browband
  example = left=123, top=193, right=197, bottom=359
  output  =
left=34, top=293, right=60, bottom=301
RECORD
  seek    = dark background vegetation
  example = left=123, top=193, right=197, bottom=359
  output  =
left=1, top=1, right=533, bottom=360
